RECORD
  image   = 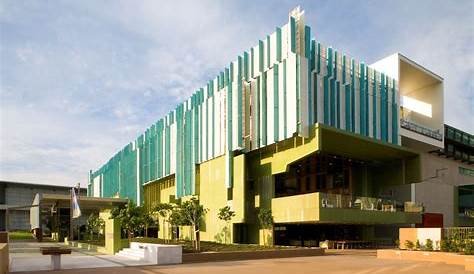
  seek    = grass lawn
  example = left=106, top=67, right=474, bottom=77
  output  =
left=78, top=238, right=105, bottom=247
left=8, top=230, right=34, bottom=240
left=132, top=237, right=295, bottom=253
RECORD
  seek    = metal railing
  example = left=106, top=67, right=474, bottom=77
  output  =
left=443, top=227, right=474, bottom=241
left=319, top=192, right=424, bottom=213
left=400, top=118, right=443, bottom=141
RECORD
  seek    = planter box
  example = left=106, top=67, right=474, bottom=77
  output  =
left=183, top=248, right=324, bottom=264
left=377, top=249, right=474, bottom=272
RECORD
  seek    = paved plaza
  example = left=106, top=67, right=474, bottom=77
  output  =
left=10, top=246, right=470, bottom=274
left=9, top=241, right=153, bottom=272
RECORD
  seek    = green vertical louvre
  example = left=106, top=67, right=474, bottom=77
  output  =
left=330, top=78, right=335, bottom=127
left=359, top=63, right=366, bottom=136
left=193, top=91, right=200, bottom=163
left=305, top=26, right=312, bottom=125
left=157, top=120, right=163, bottom=178
left=259, top=40, right=264, bottom=73
left=165, top=119, right=171, bottom=175
left=365, top=66, right=370, bottom=137
left=327, top=47, right=333, bottom=78
left=372, top=72, right=377, bottom=139
left=276, top=27, right=282, bottom=62
left=261, top=71, right=267, bottom=146
left=350, top=59, right=356, bottom=133
left=226, top=63, right=233, bottom=188
left=391, top=78, right=398, bottom=144
left=345, top=84, right=351, bottom=130
left=237, top=56, right=243, bottom=147
left=176, top=104, right=183, bottom=197
left=283, top=59, right=287, bottom=139
left=244, top=51, right=249, bottom=81
left=296, top=55, right=300, bottom=132
left=149, top=125, right=156, bottom=181
left=266, top=35, right=270, bottom=69
left=184, top=109, right=193, bottom=195
left=311, top=40, right=316, bottom=71
left=336, top=81, right=340, bottom=128
left=380, top=73, right=388, bottom=142
left=256, top=76, right=261, bottom=147
left=313, top=73, right=318, bottom=123
left=333, top=50, right=338, bottom=80
left=227, top=66, right=233, bottom=152
left=342, top=55, right=346, bottom=84
left=323, top=76, right=329, bottom=124
left=290, top=16, right=296, bottom=53
left=273, top=64, right=279, bottom=142
left=317, top=42, right=321, bottom=73
left=251, top=48, right=255, bottom=78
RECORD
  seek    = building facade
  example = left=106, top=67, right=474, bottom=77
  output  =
left=89, top=8, right=473, bottom=245
left=0, top=181, right=86, bottom=231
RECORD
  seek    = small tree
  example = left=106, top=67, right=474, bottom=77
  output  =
left=180, top=197, right=208, bottom=251
left=257, top=208, right=274, bottom=246
left=425, top=239, right=433, bottom=251
left=139, top=208, right=156, bottom=238
left=415, top=239, right=421, bottom=250
left=405, top=240, right=414, bottom=250
left=154, top=203, right=174, bottom=242
left=218, top=206, right=235, bottom=244
left=110, top=200, right=142, bottom=242
left=86, top=213, right=104, bottom=241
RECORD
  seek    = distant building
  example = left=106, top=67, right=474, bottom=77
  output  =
left=0, top=181, right=86, bottom=231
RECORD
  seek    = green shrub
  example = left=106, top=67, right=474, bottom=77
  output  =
left=464, top=240, right=474, bottom=255
left=425, top=239, right=433, bottom=251
left=394, top=239, right=400, bottom=249
left=440, top=239, right=451, bottom=252
left=415, top=240, right=421, bottom=250
left=405, top=240, right=414, bottom=250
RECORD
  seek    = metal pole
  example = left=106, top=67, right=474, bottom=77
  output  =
left=70, top=188, right=73, bottom=241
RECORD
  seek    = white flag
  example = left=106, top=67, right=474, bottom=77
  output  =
left=72, top=188, right=82, bottom=219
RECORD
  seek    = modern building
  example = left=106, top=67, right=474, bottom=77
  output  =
left=0, top=181, right=86, bottom=231
left=89, top=7, right=473, bottom=245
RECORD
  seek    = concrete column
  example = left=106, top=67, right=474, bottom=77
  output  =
left=99, top=209, right=122, bottom=254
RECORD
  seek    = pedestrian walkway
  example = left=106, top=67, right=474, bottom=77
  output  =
left=9, top=241, right=153, bottom=272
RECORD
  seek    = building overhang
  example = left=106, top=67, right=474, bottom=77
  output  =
left=317, top=123, right=419, bottom=163
left=36, top=193, right=128, bottom=210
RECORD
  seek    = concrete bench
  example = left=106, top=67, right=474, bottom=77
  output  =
left=130, top=242, right=182, bottom=265
left=40, top=247, right=72, bottom=270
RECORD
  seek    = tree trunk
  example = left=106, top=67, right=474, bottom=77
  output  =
left=128, top=230, right=132, bottom=243
left=145, top=226, right=148, bottom=238
left=195, top=224, right=200, bottom=252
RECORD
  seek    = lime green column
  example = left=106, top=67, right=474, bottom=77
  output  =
left=99, top=209, right=122, bottom=254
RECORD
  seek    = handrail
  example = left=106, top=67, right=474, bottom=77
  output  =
left=400, top=118, right=443, bottom=141
left=319, top=192, right=424, bottom=213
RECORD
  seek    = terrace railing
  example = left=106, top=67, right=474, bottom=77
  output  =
left=319, top=192, right=424, bottom=213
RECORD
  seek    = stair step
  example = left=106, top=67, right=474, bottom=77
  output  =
left=116, top=247, right=146, bottom=260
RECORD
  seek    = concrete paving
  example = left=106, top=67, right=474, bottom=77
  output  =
left=13, top=251, right=470, bottom=274
left=9, top=241, right=154, bottom=272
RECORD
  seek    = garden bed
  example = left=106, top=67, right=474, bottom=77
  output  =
left=132, top=237, right=296, bottom=253
left=377, top=249, right=474, bottom=272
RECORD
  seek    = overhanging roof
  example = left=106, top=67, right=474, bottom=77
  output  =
left=317, top=124, right=419, bottom=162
left=37, top=194, right=128, bottom=209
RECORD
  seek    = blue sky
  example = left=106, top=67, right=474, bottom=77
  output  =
left=1, top=0, right=473, bottom=187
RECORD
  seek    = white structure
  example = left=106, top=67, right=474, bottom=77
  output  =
left=117, top=242, right=182, bottom=265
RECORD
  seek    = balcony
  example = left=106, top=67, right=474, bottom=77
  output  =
left=400, top=118, right=443, bottom=141
left=272, top=192, right=422, bottom=224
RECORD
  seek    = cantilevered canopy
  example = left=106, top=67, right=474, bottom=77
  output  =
left=317, top=123, right=419, bottom=162
left=35, top=193, right=128, bottom=209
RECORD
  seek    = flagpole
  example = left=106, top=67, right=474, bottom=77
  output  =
left=70, top=187, right=73, bottom=241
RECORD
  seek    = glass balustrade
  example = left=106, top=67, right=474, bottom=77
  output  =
left=319, top=192, right=424, bottom=213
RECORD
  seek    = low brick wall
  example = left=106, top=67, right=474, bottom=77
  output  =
left=183, top=248, right=324, bottom=263
left=377, top=249, right=474, bottom=272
